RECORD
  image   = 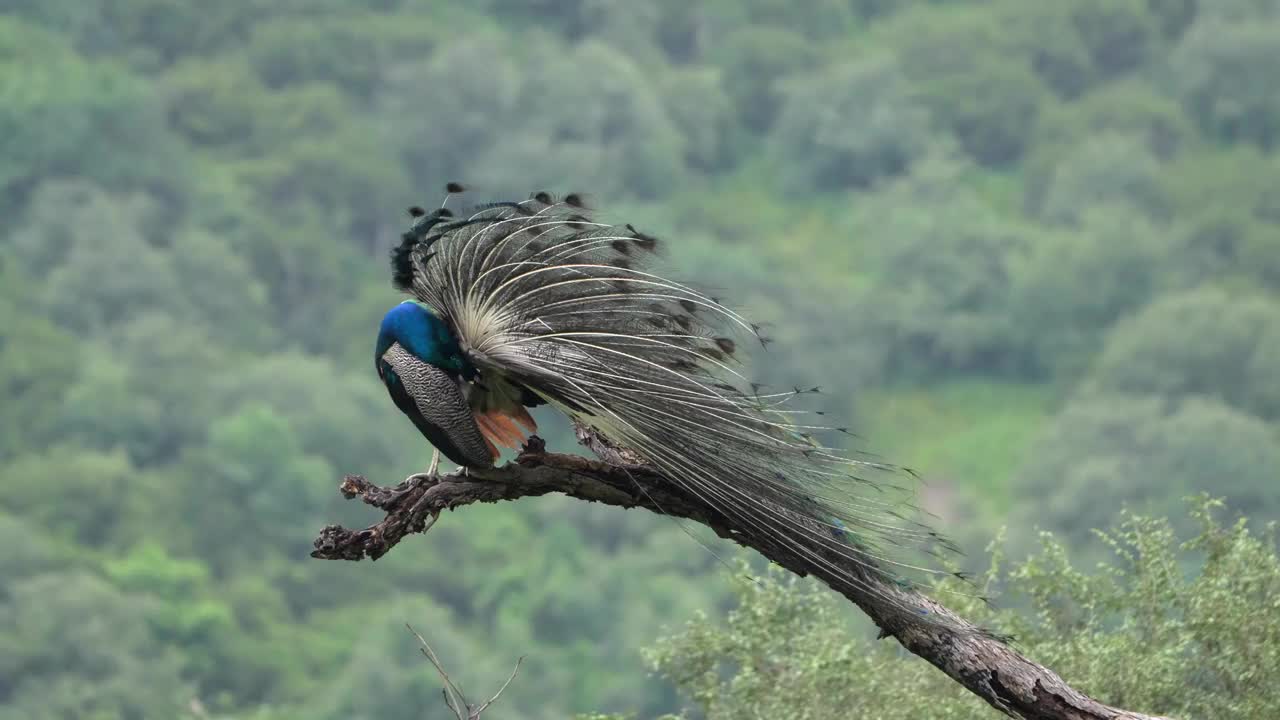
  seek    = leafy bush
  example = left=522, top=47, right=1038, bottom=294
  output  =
left=712, top=27, right=818, bottom=133
left=634, top=499, right=1280, bottom=719
left=477, top=42, right=685, bottom=199
left=0, top=259, right=77, bottom=461
left=920, top=56, right=1047, bottom=168
left=852, top=159, right=1033, bottom=378
left=659, top=68, right=735, bottom=172
left=53, top=314, right=226, bottom=466
left=773, top=56, right=934, bottom=191
left=1010, top=209, right=1166, bottom=377
left=1146, top=0, right=1198, bottom=38
left=1066, top=0, right=1162, bottom=78
left=0, top=448, right=145, bottom=546
left=973, top=0, right=1160, bottom=99
left=0, top=18, right=184, bottom=207
left=392, top=38, right=686, bottom=199
left=210, top=352, right=409, bottom=477
left=180, top=403, right=334, bottom=570
left=1090, top=288, right=1280, bottom=419
left=0, top=515, right=59, bottom=585
left=0, top=572, right=193, bottom=720
left=1169, top=17, right=1280, bottom=148
left=888, top=7, right=1051, bottom=166
left=381, top=33, right=524, bottom=189
left=1160, top=149, right=1280, bottom=290
left=1033, top=81, right=1192, bottom=160
left=1028, top=133, right=1169, bottom=225
left=246, top=15, right=437, bottom=96
left=1014, top=392, right=1280, bottom=545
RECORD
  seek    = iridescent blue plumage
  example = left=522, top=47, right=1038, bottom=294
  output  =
left=374, top=301, right=469, bottom=378
left=375, top=302, right=496, bottom=467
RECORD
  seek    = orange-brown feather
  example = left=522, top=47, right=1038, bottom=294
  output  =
left=472, top=414, right=503, bottom=460
left=508, top=405, right=537, bottom=433
left=473, top=408, right=535, bottom=455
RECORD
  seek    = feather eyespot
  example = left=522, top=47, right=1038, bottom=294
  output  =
left=564, top=193, right=587, bottom=208
left=532, top=191, right=553, bottom=204
left=445, top=181, right=467, bottom=193
left=408, top=206, right=427, bottom=217
left=626, top=224, right=659, bottom=251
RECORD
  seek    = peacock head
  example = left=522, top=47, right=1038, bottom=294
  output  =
left=375, top=301, right=468, bottom=376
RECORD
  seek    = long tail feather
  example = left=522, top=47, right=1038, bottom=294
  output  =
left=392, top=190, right=974, bottom=632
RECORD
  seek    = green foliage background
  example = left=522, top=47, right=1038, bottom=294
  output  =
left=1, top=1, right=1278, bottom=718
left=623, top=498, right=1280, bottom=720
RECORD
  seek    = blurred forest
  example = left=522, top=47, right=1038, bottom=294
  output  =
left=1, top=0, right=1279, bottom=718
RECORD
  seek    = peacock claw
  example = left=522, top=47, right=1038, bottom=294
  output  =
left=403, top=449, right=442, bottom=486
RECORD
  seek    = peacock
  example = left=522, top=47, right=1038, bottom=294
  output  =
left=374, top=185, right=968, bottom=630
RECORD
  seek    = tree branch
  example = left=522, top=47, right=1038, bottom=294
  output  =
left=312, top=437, right=1168, bottom=720
left=407, top=624, right=524, bottom=720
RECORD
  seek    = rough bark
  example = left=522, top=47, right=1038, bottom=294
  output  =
left=311, top=437, right=1169, bottom=720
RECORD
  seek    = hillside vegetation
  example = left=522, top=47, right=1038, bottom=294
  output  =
left=2, top=1, right=1278, bottom=718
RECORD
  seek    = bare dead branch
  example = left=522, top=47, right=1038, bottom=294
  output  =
left=315, top=437, right=1169, bottom=720
left=474, top=655, right=525, bottom=717
left=407, top=624, right=524, bottom=720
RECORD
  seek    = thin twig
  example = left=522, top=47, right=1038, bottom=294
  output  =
left=406, top=624, right=526, bottom=719
left=474, top=655, right=526, bottom=716
left=407, top=624, right=469, bottom=717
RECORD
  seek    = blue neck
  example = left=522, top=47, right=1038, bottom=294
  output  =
left=376, top=302, right=468, bottom=375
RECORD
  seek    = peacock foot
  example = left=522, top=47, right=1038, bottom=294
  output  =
left=405, top=449, right=442, bottom=484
